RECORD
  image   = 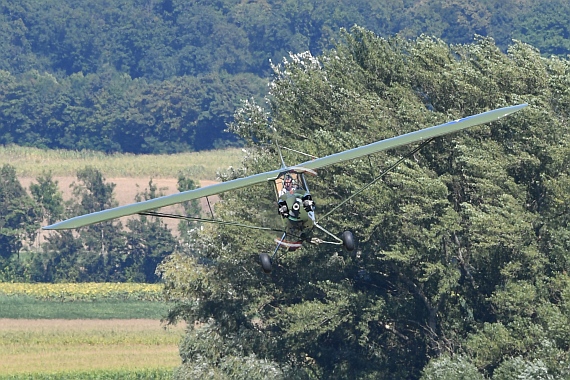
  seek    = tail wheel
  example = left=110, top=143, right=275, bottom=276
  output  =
left=341, top=231, right=355, bottom=252
left=259, top=253, right=272, bottom=273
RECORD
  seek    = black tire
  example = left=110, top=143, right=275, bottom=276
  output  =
left=341, top=231, right=356, bottom=252
left=259, top=253, right=272, bottom=273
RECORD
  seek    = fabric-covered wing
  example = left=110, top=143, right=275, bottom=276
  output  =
left=43, top=169, right=285, bottom=230
left=43, top=104, right=526, bottom=230
left=297, top=103, right=527, bottom=170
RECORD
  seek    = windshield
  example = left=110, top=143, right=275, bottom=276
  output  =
left=275, top=171, right=306, bottom=196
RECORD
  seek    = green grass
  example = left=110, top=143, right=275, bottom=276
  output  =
left=0, top=145, right=244, bottom=180
left=0, top=368, right=173, bottom=380
left=0, top=295, right=169, bottom=319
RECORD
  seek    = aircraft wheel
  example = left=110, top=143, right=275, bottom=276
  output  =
left=341, top=231, right=355, bottom=252
left=259, top=253, right=272, bottom=273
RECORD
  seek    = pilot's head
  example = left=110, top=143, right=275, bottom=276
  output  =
left=284, top=175, right=293, bottom=190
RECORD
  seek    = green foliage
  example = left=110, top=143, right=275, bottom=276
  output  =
left=125, top=180, right=178, bottom=283
left=176, top=171, right=202, bottom=243
left=0, top=0, right=570, bottom=152
left=0, top=164, right=40, bottom=268
left=29, top=171, right=64, bottom=225
left=161, top=28, right=570, bottom=378
left=33, top=168, right=178, bottom=283
left=421, top=355, right=485, bottom=380
left=0, top=69, right=266, bottom=152
left=493, top=357, right=554, bottom=380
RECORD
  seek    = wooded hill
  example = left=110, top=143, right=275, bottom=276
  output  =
left=1, top=0, right=570, bottom=152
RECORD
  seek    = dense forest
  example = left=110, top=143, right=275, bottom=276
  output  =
left=1, top=0, right=570, bottom=152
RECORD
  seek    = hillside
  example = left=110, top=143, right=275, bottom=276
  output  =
left=0, top=0, right=569, bottom=152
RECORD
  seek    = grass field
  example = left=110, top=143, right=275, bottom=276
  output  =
left=0, top=145, right=244, bottom=180
left=0, top=319, right=184, bottom=377
left=0, top=295, right=168, bottom=319
left=0, top=368, right=173, bottom=380
left=0, top=283, right=185, bottom=378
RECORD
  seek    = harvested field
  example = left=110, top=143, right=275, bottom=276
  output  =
left=0, top=319, right=185, bottom=375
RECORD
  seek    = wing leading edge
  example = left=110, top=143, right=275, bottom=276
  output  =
left=43, top=103, right=527, bottom=230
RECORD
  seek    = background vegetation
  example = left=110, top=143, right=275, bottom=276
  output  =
left=0, top=162, right=206, bottom=283
left=0, top=0, right=569, bottom=152
left=0, top=283, right=183, bottom=377
left=1, top=145, right=242, bottom=178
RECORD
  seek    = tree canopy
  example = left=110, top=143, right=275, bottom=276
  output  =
left=158, top=27, right=570, bottom=378
left=0, top=0, right=569, bottom=152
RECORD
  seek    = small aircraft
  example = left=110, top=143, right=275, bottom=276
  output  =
left=44, top=104, right=527, bottom=273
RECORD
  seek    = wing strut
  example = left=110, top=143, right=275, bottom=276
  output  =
left=319, top=137, right=436, bottom=222
left=205, top=197, right=215, bottom=219
left=138, top=211, right=286, bottom=233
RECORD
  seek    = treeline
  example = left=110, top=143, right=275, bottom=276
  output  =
left=1, top=0, right=570, bottom=152
left=0, top=70, right=264, bottom=152
left=158, top=29, right=570, bottom=378
left=0, top=163, right=199, bottom=283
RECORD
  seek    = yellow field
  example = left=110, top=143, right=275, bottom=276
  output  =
left=0, top=282, right=163, bottom=301
left=0, top=283, right=184, bottom=376
left=0, top=145, right=244, bottom=180
left=0, top=319, right=185, bottom=375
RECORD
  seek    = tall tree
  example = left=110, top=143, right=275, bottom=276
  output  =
left=124, top=179, right=177, bottom=283
left=29, top=171, right=64, bottom=225
left=160, top=28, right=570, bottom=378
left=0, top=164, right=40, bottom=270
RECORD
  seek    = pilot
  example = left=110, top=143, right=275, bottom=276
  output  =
left=279, top=174, right=296, bottom=196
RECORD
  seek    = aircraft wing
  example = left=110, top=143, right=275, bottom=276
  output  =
left=43, top=103, right=527, bottom=230
left=296, top=103, right=528, bottom=170
left=43, top=168, right=286, bottom=230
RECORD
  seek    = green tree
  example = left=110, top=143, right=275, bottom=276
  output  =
left=176, top=170, right=201, bottom=245
left=0, top=164, right=40, bottom=270
left=29, top=171, right=64, bottom=224
left=39, top=167, right=126, bottom=282
left=161, top=28, right=570, bottom=378
left=124, top=179, right=177, bottom=283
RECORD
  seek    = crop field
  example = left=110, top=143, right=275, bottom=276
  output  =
left=0, top=145, right=244, bottom=180
left=0, top=283, right=185, bottom=378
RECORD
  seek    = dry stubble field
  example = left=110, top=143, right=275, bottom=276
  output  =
left=0, top=319, right=185, bottom=375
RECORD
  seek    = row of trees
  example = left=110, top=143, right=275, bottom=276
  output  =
left=0, top=163, right=199, bottom=283
left=0, top=69, right=264, bottom=152
left=1, top=0, right=570, bottom=152
left=2, top=0, right=569, bottom=79
left=157, top=28, right=570, bottom=378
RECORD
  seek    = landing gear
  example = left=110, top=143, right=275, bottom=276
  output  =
left=341, top=231, right=355, bottom=252
left=259, top=253, right=272, bottom=273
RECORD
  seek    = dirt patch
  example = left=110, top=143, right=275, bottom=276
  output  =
left=0, top=318, right=186, bottom=331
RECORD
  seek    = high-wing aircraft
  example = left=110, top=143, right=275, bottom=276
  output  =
left=44, top=104, right=528, bottom=273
